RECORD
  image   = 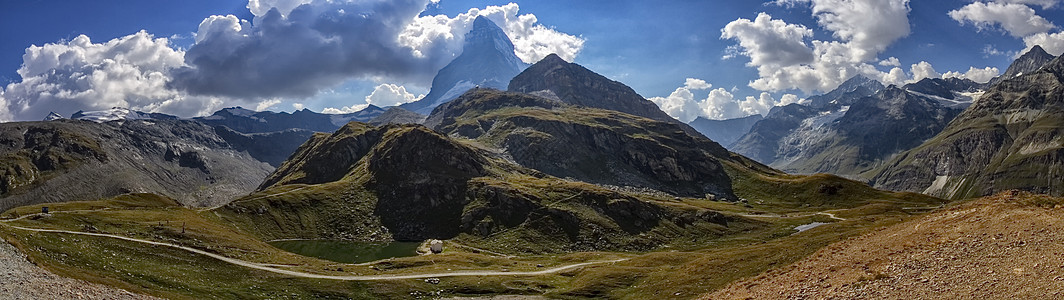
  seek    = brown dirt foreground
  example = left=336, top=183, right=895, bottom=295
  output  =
left=705, top=191, right=1064, bottom=299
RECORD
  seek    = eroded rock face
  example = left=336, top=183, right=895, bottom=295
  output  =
left=731, top=104, right=819, bottom=164
left=0, top=126, right=108, bottom=195
left=366, top=126, right=488, bottom=240
left=873, top=55, right=1064, bottom=199
left=259, top=123, right=389, bottom=189
left=0, top=119, right=273, bottom=211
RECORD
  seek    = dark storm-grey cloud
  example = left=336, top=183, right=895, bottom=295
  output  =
left=170, top=0, right=432, bottom=99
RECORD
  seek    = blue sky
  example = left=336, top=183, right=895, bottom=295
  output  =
left=0, top=0, right=1061, bottom=122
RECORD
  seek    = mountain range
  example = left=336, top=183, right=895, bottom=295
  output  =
left=0, top=119, right=272, bottom=211
left=727, top=74, right=988, bottom=178
left=872, top=48, right=1064, bottom=199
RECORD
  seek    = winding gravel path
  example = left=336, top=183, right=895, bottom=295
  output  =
left=1, top=220, right=624, bottom=281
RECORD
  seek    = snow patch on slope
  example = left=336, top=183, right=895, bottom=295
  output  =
left=71, top=107, right=150, bottom=123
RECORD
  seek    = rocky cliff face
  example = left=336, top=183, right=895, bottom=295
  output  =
left=429, top=89, right=736, bottom=200
left=0, top=119, right=273, bottom=211
left=400, top=16, right=528, bottom=114
left=772, top=87, right=960, bottom=177
left=903, top=77, right=987, bottom=109
left=731, top=76, right=883, bottom=165
left=731, top=104, right=819, bottom=164
left=732, top=77, right=961, bottom=178
left=213, top=127, right=315, bottom=167
left=873, top=54, right=1064, bottom=199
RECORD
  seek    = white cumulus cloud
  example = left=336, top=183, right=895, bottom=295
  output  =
left=322, top=104, right=370, bottom=114
left=0, top=31, right=229, bottom=122
left=720, top=13, right=815, bottom=67
left=879, top=57, right=901, bottom=67
left=910, top=61, right=941, bottom=82
left=1024, top=32, right=1064, bottom=55
left=650, top=78, right=800, bottom=121
left=949, top=2, right=1056, bottom=38
left=365, top=83, right=424, bottom=107
left=997, top=0, right=1062, bottom=10
left=648, top=78, right=714, bottom=123
left=399, top=3, right=584, bottom=64
left=723, top=0, right=913, bottom=94
left=801, top=0, right=912, bottom=60
left=684, top=78, right=713, bottom=90
left=949, top=1, right=1064, bottom=59
left=942, top=66, right=1001, bottom=83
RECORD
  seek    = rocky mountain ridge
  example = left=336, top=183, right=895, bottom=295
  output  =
left=0, top=119, right=272, bottom=211
left=194, top=106, right=384, bottom=134
left=872, top=52, right=1064, bottom=199
left=731, top=76, right=964, bottom=178
left=508, top=54, right=706, bottom=138
left=429, top=88, right=736, bottom=199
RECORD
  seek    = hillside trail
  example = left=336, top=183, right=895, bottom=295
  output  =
left=0, top=215, right=624, bottom=281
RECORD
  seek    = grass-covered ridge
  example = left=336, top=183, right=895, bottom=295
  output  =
left=220, top=121, right=755, bottom=254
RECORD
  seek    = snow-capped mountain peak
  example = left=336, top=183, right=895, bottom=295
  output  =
left=400, top=16, right=529, bottom=115
left=44, top=112, right=65, bottom=121
left=70, top=107, right=150, bottom=123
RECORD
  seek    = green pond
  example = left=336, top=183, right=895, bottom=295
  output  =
left=269, top=240, right=422, bottom=263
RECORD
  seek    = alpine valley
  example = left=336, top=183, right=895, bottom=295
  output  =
left=2, top=8, right=1064, bottom=300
